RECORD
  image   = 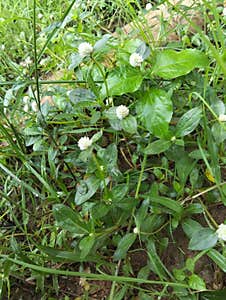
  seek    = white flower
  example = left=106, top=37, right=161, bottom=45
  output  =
left=78, top=42, right=93, bottom=58
left=223, top=7, right=226, bottom=17
left=129, top=53, right=143, bottom=67
left=216, top=223, right=226, bottom=241
left=116, top=105, right=129, bottom=120
left=38, top=13, right=43, bottom=19
left=78, top=136, right=92, bottom=150
left=219, top=114, right=226, bottom=122
left=133, top=227, right=139, bottom=234
left=145, top=3, right=152, bottom=11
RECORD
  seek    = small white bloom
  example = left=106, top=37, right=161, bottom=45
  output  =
left=78, top=42, right=93, bottom=58
left=145, top=3, right=152, bottom=11
left=219, top=114, right=226, bottom=122
left=129, top=53, right=143, bottom=67
left=116, top=105, right=129, bottom=120
left=133, top=227, right=139, bottom=234
left=78, top=136, right=92, bottom=150
left=38, top=13, right=43, bottom=19
left=223, top=7, right=226, bottom=17
left=1, top=44, right=5, bottom=50
left=216, top=223, right=226, bottom=241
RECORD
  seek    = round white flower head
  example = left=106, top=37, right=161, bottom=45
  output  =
left=38, top=13, right=43, bottom=19
left=218, top=114, right=226, bottom=122
left=116, top=105, right=129, bottom=120
left=129, top=53, right=143, bottom=67
left=133, top=227, right=139, bottom=234
left=78, top=136, right=92, bottom=150
left=145, top=3, right=152, bottom=11
left=216, top=223, right=226, bottom=241
left=78, top=42, right=93, bottom=58
left=223, top=7, right=226, bottom=17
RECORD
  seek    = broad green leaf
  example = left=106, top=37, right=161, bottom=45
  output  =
left=112, top=184, right=128, bottom=201
left=91, top=130, right=103, bottom=143
left=176, top=154, right=196, bottom=186
left=182, top=218, right=203, bottom=238
left=188, top=228, right=218, bottom=250
left=147, top=240, right=170, bottom=280
left=121, top=115, right=137, bottom=134
left=53, top=204, right=89, bottom=234
left=113, top=233, right=136, bottom=261
left=150, top=195, right=183, bottom=215
left=141, top=214, right=166, bottom=233
left=144, top=139, right=171, bottom=155
left=93, top=34, right=111, bottom=51
left=208, top=249, right=226, bottom=272
left=100, top=67, right=143, bottom=98
left=200, top=289, right=226, bottom=300
left=152, top=49, right=208, bottom=79
left=69, top=53, right=82, bottom=69
left=79, top=235, right=95, bottom=259
left=175, top=107, right=202, bottom=137
left=75, top=175, right=101, bottom=205
left=38, top=245, right=104, bottom=263
left=136, top=88, right=173, bottom=138
left=188, top=274, right=206, bottom=291
left=212, top=123, right=226, bottom=144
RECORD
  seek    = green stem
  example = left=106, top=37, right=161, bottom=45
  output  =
left=0, top=255, right=191, bottom=289
left=91, top=56, right=109, bottom=99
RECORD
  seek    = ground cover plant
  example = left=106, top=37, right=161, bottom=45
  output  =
left=0, top=0, right=226, bottom=299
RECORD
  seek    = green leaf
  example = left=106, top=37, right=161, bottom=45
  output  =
left=136, top=88, right=173, bottom=138
left=79, top=235, right=95, bottom=259
left=152, top=49, right=208, bottom=79
left=188, top=274, right=206, bottom=291
left=188, top=228, right=218, bottom=250
left=147, top=239, right=170, bottom=280
left=75, top=176, right=101, bottom=205
left=200, top=289, right=226, bottom=300
left=121, top=115, right=137, bottom=134
left=69, top=53, right=83, bottom=69
left=53, top=204, right=89, bottom=234
left=113, top=233, right=136, bottom=261
left=212, top=123, right=226, bottom=144
left=150, top=195, right=183, bottom=215
left=93, top=34, right=111, bottom=51
left=208, top=249, right=226, bottom=273
left=144, top=139, right=171, bottom=155
left=175, top=107, right=202, bottom=137
left=100, top=67, right=143, bottom=98
left=38, top=245, right=104, bottom=263
left=182, top=218, right=203, bottom=238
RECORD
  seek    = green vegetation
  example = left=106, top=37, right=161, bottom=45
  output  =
left=0, top=0, right=226, bottom=299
